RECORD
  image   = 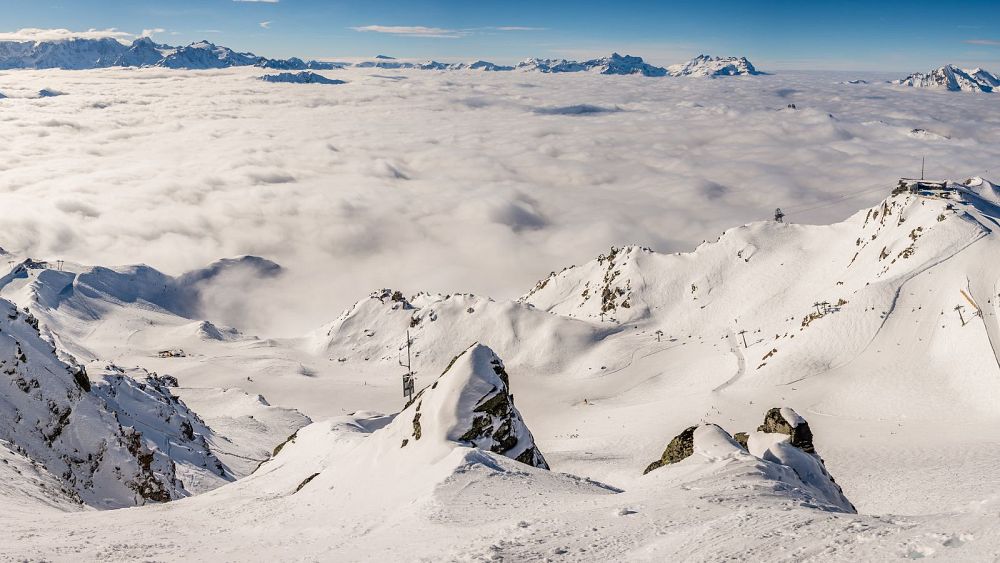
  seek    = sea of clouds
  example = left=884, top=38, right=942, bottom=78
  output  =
left=1, top=67, right=998, bottom=335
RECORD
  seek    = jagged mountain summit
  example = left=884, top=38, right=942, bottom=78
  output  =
left=0, top=37, right=335, bottom=70
left=667, top=54, right=761, bottom=76
left=260, top=72, right=346, bottom=85
left=893, top=64, right=999, bottom=92
left=0, top=38, right=766, bottom=79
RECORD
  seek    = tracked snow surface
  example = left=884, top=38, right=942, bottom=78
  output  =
left=4, top=178, right=1000, bottom=558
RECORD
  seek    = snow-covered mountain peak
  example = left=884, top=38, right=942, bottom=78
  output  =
left=893, top=64, right=999, bottom=92
left=668, top=54, right=761, bottom=76
left=380, top=343, right=548, bottom=468
left=521, top=245, right=655, bottom=323
left=260, top=71, right=346, bottom=84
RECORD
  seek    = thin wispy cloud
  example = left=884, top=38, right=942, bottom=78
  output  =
left=0, top=28, right=134, bottom=42
left=492, top=26, right=548, bottom=31
left=259, top=21, right=273, bottom=29
left=964, top=39, right=1000, bottom=46
left=350, top=25, right=546, bottom=39
left=141, top=28, right=165, bottom=38
left=350, top=25, right=468, bottom=39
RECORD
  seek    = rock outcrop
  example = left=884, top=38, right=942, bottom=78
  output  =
left=644, top=408, right=855, bottom=513
left=643, top=425, right=696, bottom=474
left=757, top=407, right=814, bottom=453
left=398, top=344, right=548, bottom=469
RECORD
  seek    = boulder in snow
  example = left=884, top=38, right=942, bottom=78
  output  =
left=757, top=407, right=814, bottom=453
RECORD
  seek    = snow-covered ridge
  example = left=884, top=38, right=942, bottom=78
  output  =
left=0, top=38, right=762, bottom=77
left=667, top=54, right=762, bottom=76
left=260, top=72, right=346, bottom=85
left=893, top=64, right=1000, bottom=92
left=0, top=37, right=337, bottom=70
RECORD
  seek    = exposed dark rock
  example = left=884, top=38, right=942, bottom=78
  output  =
left=294, top=472, right=320, bottom=493
left=733, top=432, right=749, bottom=450
left=643, top=425, right=697, bottom=474
left=757, top=408, right=815, bottom=453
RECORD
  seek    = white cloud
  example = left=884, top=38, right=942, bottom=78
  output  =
left=0, top=67, right=997, bottom=338
left=0, top=28, right=134, bottom=42
left=259, top=21, right=272, bottom=29
left=140, top=28, right=166, bottom=38
left=964, top=39, right=1000, bottom=46
left=350, top=25, right=468, bottom=39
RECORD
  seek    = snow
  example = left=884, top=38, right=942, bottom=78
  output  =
left=259, top=72, right=346, bottom=85
left=2, top=64, right=1000, bottom=559
left=668, top=54, right=761, bottom=77
left=893, top=65, right=1000, bottom=93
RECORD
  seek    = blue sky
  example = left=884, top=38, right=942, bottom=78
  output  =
left=1, top=0, right=998, bottom=70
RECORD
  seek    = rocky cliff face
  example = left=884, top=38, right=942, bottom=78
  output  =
left=0, top=298, right=231, bottom=508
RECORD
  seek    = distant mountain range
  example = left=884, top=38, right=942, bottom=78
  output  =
left=892, top=64, right=1000, bottom=92
left=0, top=37, right=339, bottom=71
left=0, top=37, right=762, bottom=77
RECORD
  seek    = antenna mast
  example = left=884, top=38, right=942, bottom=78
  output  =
left=921, top=156, right=925, bottom=180
left=400, top=330, right=415, bottom=403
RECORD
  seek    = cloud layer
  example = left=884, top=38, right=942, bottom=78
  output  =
left=0, top=67, right=997, bottom=336
left=0, top=28, right=134, bottom=42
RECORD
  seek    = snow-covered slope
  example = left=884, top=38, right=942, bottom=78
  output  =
left=5, top=174, right=1000, bottom=557
left=0, top=255, right=278, bottom=361
left=893, top=64, right=999, bottom=92
left=0, top=299, right=218, bottom=508
left=668, top=54, right=761, bottom=76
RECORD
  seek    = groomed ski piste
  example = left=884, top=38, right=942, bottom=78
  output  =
left=1, top=177, right=1000, bottom=559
